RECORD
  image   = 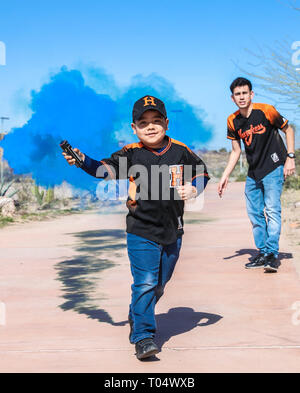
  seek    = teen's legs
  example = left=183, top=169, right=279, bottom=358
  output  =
left=245, top=176, right=267, bottom=254
left=262, top=165, right=284, bottom=257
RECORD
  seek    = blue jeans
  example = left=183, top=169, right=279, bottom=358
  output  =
left=245, top=165, right=284, bottom=258
left=127, top=233, right=182, bottom=344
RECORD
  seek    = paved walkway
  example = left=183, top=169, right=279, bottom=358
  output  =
left=0, top=182, right=300, bottom=373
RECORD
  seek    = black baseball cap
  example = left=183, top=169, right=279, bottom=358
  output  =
left=132, top=96, right=167, bottom=122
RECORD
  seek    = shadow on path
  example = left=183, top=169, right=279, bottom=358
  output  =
left=55, top=229, right=127, bottom=326
left=155, top=307, right=223, bottom=350
left=223, top=248, right=293, bottom=264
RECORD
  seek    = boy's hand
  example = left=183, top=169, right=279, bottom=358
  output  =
left=62, top=148, right=85, bottom=166
left=218, top=175, right=229, bottom=198
left=177, top=183, right=197, bottom=201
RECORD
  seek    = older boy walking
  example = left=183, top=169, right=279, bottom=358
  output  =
left=218, top=78, right=296, bottom=272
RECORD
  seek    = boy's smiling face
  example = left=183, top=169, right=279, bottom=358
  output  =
left=131, top=110, right=169, bottom=149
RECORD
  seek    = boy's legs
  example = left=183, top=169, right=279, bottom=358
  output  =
left=245, top=176, right=267, bottom=255
left=127, top=233, right=181, bottom=344
left=261, top=165, right=284, bottom=258
left=156, top=236, right=182, bottom=303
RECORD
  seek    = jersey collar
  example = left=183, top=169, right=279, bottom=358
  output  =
left=143, top=136, right=172, bottom=156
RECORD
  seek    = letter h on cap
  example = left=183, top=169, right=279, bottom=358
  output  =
left=143, top=96, right=156, bottom=107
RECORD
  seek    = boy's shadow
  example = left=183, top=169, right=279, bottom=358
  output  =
left=154, top=307, right=222, bottom=350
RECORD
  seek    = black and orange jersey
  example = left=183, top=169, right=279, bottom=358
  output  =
left=227, top=103, right=288, bottom=180
left=82, top=136, right=209, bottom=245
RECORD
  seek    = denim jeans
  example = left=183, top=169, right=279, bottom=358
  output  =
left=245, top=165, right=284, bottom=258
left=127, top=233, right=182, bottom=344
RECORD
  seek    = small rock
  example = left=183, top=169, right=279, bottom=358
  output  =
left=289, top=221, right=300, bottom=229
left=0, top=197, right=16, bottom=217
left=294, top=201, right=300, bottom=208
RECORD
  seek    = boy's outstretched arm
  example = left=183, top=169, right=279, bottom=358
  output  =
left=218, top=140, right=241, bottom=198
left=62, top=146, right=131, bottom=180
left=62, top=148, right=112, bottom=178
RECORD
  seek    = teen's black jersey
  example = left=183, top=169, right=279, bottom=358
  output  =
left=82, top=136, right=210, bottom=245
left=227, top=103, right=288, bottom=180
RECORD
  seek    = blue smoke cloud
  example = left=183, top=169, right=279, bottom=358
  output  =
left=1, top=66, right=213, bottom=190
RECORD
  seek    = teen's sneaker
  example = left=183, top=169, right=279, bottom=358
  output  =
left=264, top=254, right=280, bottom=272
left=135, top=338, right=159, bottom=360
left=128, top=315, right=134, bottom=344
left=245, top=253, right=266, bottom=269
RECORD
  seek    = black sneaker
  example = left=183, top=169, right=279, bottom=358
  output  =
left=128, top=315, right=134, bottom=344
left=245, top=253, right=266, bottom=269
left=264, top=254, right=280, bottom=272
left=135, top=338, right=159, bottom=360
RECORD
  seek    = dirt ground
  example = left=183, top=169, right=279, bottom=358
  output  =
left=0, top=182, right=300, bottom=373
left=282, top=188, right=300, bottom=278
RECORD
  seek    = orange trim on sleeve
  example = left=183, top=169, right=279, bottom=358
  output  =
left=280, top=119, right=288, bottom=130
left=191, top=173, right=209, bottom=182
left=100, top=160, right=116, bottom=180
left=227, top=110, right=240, bottom=132
left=171, top=138, right=193, bottom=154
left=128, top=176, right=137, bottom=201
left=253, top=103, right=288, bottom=128
left=123, top=142, right=144, bottom=151
left=253, top=103, right=275, bottom=124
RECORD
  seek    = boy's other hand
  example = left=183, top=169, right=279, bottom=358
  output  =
left=177, top=183, right=197, bottom=201
left=62, top=148, right=85, bottom=166
left=218, top=176, right=229, bottom=198
left=284, top=157, right=296, bottom=179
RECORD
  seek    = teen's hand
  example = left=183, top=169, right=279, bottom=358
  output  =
left=284, top=157, right=296, bottom=179
left=62, top=148, right=85, bottom=166
left=218, top=176, right=229, bottom=198
left=177, top=183, right=197, bottom=201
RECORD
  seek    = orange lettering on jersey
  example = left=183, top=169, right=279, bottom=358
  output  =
left=238, top=123, right=266, bottom=146
left=143, top=96, right=156, bottom=107
left=170, top=165, right=183, bottom=187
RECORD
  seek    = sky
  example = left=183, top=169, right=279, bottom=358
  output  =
left=0, top=0, right=299, bottom=162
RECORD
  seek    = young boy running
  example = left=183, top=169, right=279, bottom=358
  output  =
left=218, top=78, right=296, bottom=272
left=63, top=96, right=210, bottom=359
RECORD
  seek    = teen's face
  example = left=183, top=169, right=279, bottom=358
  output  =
left=231, top=85, right=254, bottom=109
left=131, top=110, right=169, bottom=148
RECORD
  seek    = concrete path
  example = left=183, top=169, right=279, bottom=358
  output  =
left=0, top=182, right=300, bottom=373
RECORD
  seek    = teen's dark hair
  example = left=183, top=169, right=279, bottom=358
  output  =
left=230, top=77, right=252, bottom=93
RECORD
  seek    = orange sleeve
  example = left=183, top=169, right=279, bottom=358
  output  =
left=255, top=103, right=288, bottom=130
left=227, top=114, right=239, bottom=140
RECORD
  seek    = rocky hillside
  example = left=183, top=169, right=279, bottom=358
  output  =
left=198, top=149, right=248, bottom=182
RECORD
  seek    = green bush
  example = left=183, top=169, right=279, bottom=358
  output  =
left=32, top=185, right=57, bottom=208
left=235, top=173, right=247, bottom=182
left=284, top=175, right=300, bottom=190
left=45, top=188, right=55, bottom=204
left=0, top=161, right=18, bottom=198
left=33, top=185, right=45, bottom=206
left=0, top=216, right=14, bottom=228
